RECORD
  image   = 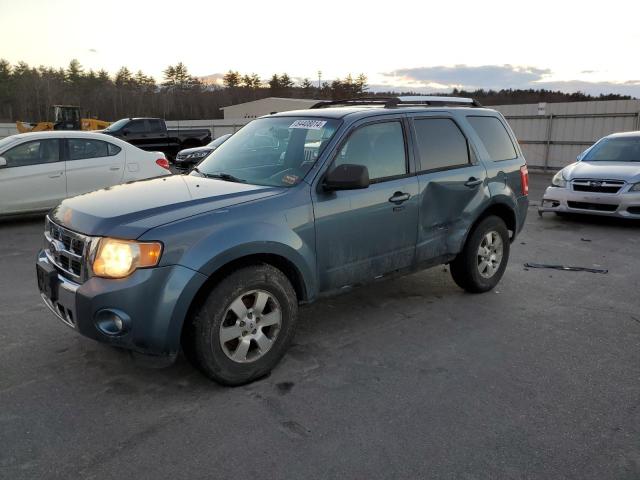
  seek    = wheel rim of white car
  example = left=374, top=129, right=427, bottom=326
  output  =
left=219, top=289, right=282, bottom=363
left=477, top=231, right=503, bottom=279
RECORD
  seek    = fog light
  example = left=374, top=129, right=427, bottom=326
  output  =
left=95, top=309, right=130, bottom=336
left=113, top=316, right=123, bottom=332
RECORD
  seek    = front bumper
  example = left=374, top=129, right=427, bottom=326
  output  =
left=539, top=186, right=640, bottom=218
left=37, top=250, right=207, bottom=356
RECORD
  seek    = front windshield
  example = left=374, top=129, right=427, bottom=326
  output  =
left=582, top=137, right=640, bottom=162
left=194, top=116, right=340, bottom=187
left=103, top=118, right=129, bottom=132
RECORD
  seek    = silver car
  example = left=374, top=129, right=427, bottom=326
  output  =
left=539, top=131, right=640, bottom=218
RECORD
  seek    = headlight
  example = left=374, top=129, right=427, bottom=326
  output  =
left=630, top=183, right=640, bottom=192
left=92, top=238, right=162, bottom=279
left=551, top=170, right=567, bottom=188
left=185, top=151, right=210, bottom=160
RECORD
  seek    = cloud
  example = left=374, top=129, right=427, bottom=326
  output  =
left=383, top=64, right=552, bottom=90
left=88, top=48, right=97, bottom=53
left=378, top=64, right=640, bottom=97
left=199, top=72, right=225, bottom=86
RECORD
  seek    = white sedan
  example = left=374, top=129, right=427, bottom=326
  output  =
left=0, top=131, right=171, bottom=216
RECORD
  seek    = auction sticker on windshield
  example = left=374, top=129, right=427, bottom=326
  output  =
left=289, top=120, right=327, bottom=129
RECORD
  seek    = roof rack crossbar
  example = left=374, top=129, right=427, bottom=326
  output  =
left=309, top=96, right=483, bottom=109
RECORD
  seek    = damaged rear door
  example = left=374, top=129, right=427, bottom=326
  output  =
left=409, top=114, right=490, bottom=263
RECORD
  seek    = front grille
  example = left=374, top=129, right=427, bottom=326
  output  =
left=572, top=179, right=624, bottom=194
left=567, top=201, right=618, bottom=212
left=44, top=217, right=92, bottom=282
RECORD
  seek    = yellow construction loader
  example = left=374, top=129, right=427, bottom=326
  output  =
left=16, top=105, right=110, bottom=133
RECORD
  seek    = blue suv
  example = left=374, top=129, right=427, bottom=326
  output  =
left=36, top=96, right=529, bottom=385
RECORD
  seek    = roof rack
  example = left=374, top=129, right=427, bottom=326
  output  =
left=309, top=95, right=483, bottom=109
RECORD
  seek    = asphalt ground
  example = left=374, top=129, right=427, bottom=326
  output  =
left=1, top=173, right=638, bottom=479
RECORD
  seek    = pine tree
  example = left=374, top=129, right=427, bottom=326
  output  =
left=223, top=70, right=241, bottom=89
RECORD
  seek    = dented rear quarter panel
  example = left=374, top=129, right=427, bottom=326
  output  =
left=458, top=111, right=529, bottom=236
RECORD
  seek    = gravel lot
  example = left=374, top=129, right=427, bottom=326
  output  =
left=1, top=173, right=638, bottom=480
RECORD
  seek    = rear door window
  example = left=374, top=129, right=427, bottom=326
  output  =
left=466, top=116, right=517, bottom=161
left=68, top=139, right=111, bottom=160
left=413, top=118, right=469, bottom=171
left=147, top=119, right=164, bottom=133
left=127, top=120, right=147, bottom=133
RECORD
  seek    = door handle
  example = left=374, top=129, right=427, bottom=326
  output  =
left=388, top=192, right=410, bottom=204
left=464, top=177, right=483, bottom=188
left=48, top=172, right=63, bottom=178
left=109, top=166, right=120, bottom=171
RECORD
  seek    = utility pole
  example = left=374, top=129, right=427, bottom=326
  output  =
left=317, top=70, right=322, bottom=89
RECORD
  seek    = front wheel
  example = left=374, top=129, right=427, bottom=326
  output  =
left=185, top=264, right=298, bottom=385
left=450, top=215, right=510, bottom=293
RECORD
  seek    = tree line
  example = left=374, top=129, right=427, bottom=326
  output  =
left=0, top=59, right=632, bottom=123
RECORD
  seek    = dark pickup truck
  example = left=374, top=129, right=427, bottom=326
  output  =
left=102, top=118, right=211, bottom=159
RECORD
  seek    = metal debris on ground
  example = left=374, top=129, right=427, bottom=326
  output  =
left=523, top=263, right=608, bottom=274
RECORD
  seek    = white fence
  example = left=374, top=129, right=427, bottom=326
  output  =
left=494, top=100, right=640, bottom=170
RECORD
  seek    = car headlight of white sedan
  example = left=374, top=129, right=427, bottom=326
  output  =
left=630, top=183, right=640, bottom=192
left=185, top=151, right=211, bottom=160
left=551, top=170, right=568, bottom=188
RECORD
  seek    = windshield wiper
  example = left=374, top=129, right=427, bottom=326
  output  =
left=193, top=168, right=246, bottom=183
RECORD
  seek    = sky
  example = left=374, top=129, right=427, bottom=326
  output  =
left=1, top=0, right=639, bottom=96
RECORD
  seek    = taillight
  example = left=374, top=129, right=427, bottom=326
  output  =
left=156, top=158, right=170, bottom=170
left=520, top=165, right=529, bottom=196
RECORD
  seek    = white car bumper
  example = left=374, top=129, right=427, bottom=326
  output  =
left=539, top=186, right=640, bottom=218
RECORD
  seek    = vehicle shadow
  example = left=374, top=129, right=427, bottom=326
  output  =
left=0, top=213, right=46, bottom=227
left=545, top=212, right=640, bottom=229
left=56, top=268, right=458, bottom=395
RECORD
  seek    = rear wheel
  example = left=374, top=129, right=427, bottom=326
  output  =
left=185, top=264, right=298, bottom=386
left=450, top=215, right=510, bottom=293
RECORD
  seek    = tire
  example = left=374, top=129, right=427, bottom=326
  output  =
left=185, top=264, right=298, bottom=386
left=450, top=215, right=510, bottom=293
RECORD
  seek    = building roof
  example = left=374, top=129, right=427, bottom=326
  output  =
left=220, top=97, right=321, bottom=110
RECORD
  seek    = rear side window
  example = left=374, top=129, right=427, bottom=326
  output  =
left=107, top=143, right=122, bottom=156
left=68, top=139, right=113, bottom=160
left=2, top=139, right=60, bottom=167
left=467, top=116, right=517, bottom=161
left=148, top=119, right=164, bottom=133
left=413, top=118, right=469, bottom=171
left=127, top=120, right=147, bottom=133
left=334, top=121, right=407, bottom=181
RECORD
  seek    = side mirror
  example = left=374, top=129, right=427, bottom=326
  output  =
left=0, top=157, right=6, bottom=168
left=323, top=164, right=369, bottom=191
left=122, top=129, right=129, bottom=136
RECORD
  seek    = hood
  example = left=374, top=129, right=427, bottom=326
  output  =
left=564, top=161, right=640, bottom=183
left=51, top=175, right=283, bottom=238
